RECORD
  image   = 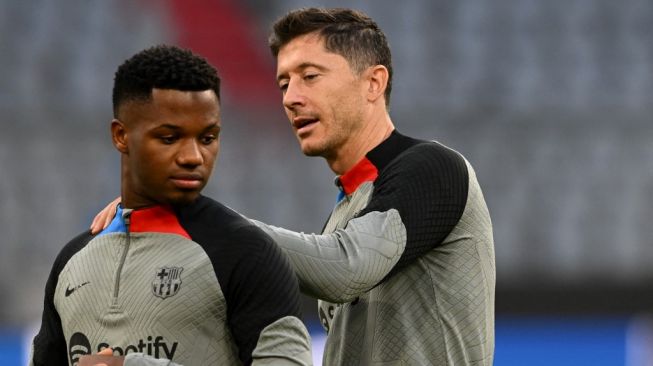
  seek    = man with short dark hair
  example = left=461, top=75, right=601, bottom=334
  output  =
left=256, top=8, right=495, bottom=365
left=32, top=45, right=312, bottom=366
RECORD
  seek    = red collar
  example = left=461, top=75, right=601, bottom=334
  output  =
left=129, top=205, right=191, bottom=239
left=338, top=157, right=379, bottom=196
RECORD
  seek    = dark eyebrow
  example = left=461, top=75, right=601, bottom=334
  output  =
left=153, top=123, right=220, bottom=132
left=204, top=123, right=221, bottom=133
left=153, top=124, right=181, bottom=131
left=277, top=62, right=329, bottom=82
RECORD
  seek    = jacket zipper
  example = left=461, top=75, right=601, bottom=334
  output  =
left=112, top=210, right=132, bottom=305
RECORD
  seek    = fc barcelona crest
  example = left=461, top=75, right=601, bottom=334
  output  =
left=152, top=266, right=184, bottom=299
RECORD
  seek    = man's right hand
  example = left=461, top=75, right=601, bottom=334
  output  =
left=90, top=197, right=121, bottom=234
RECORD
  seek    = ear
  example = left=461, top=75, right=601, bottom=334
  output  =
left=365, top=65, right=389, bottom=104
left=111, top=119, right=129, bottom=154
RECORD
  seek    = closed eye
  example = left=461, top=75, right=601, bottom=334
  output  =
left=160, top=135, right=178, bottom=144
left=200, top=134, right=218, bottom=145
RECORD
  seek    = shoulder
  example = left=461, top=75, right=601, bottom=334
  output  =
left=176, top=196, right=249, bottom=228
left=374, top=140, right=470, bottom=198
left=44, top=230, right=95, bottom=293
left=391, top=140, right=468, bottom=176
left=53, top=231, right=95, bottom=272
left=369, top=131, right=469, bottom=179
left=175, top=195, right=280, bottom=264
left=176, top=195, right=264, bottom=240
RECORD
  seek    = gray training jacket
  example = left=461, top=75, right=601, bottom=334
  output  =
left=255, top=131, right=495, bottom=365
left=31, top=196, right=312, bottom=366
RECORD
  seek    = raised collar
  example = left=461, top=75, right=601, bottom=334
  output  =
left=337, top=156, right=379, bottom=196
left=98, top=204, right=190, bottom=239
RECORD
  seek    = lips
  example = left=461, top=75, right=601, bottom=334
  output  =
left=170, top=173, right=203, bottom=190
left=292, top=116, right=319, bottom=134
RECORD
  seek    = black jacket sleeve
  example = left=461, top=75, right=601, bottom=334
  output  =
left=176, top=197, right=305, bottom=365
left=360, top=142, right=469, bottom=274
left=224, top=226, right=303, bottom=365
left=31, top=231, right=94, bottom=366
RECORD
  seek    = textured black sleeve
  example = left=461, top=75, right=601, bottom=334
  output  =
left=359, top=142, right=469, bottom=273
left=177, top=197, right=303, bottom=366
left=31, top=231, right=94, bottom=366
left=223, top=226, right=303, bottom=365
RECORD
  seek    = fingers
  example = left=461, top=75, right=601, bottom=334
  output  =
left=104, top=197, right=121, bottom=227
left=98, top=348, right=114, bottom=356
left=90, top=197, right=121, bottom=234
left=90, top=211, right=105, bottom=234
left=78, top=348, right=114, bottom=366
left=94, top=348, right=112, bottom=365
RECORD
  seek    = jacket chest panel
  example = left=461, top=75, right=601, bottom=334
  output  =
left=324, top=182, right=374, bottom=234
left=55, top=233, right=226, bottom=348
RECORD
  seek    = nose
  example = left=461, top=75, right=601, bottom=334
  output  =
left=282, top=79, right=305, bottom=111
left=177, top=139, right=203, bottom=167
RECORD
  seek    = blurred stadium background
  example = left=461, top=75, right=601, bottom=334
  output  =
left=1, top=0, right=652, bottom=365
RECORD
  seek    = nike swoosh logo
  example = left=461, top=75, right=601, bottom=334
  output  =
left=65, top=281, right=90, bottom=297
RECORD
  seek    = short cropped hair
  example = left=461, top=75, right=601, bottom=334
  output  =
left=269, top=8, right=393, bottom=105
left=112, top=45, right=221, bottom=117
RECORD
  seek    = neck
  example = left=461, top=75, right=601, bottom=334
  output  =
left=327, top=110, right=394, bottom=175
left=120, top=161, right=153, bottom=209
